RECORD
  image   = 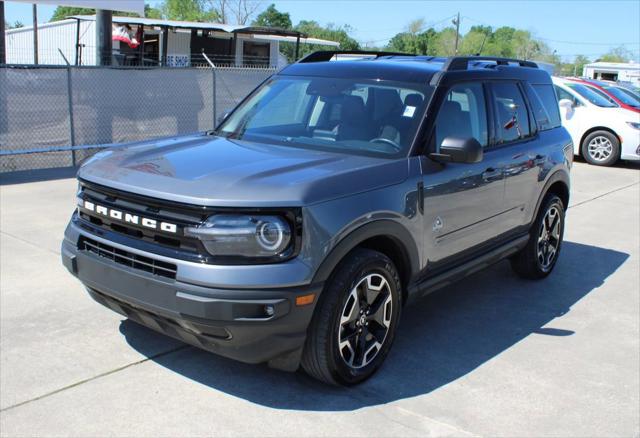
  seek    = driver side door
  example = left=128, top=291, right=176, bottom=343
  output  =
left=421, top=82, right=507, bottom=266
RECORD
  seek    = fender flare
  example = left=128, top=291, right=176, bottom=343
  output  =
left=311, top=220, right=420, bottom=285
left=532, top=169, right=570, bottom=224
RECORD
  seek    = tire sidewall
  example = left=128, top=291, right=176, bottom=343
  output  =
left=327, top=255, right=402, bottom=385
left=581, top=131, right=619, bottom=166
left=534, top=196, right=565, bottom=275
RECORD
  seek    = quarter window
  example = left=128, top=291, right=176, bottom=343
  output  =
left=492, top=82, right=531, bottom=143
left=434, top=83, right=488, bottom=149
left=529, top=84, right=561, bottom=130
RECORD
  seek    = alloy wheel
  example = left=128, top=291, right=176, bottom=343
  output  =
left=337, top=273, right=393, bottom=369
left=537, top=205, right=562, bottom=271
left=587, top=136, right=613, bottom=162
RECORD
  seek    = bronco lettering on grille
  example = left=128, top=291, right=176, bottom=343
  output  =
left=82, top=200, right=178, bottom=233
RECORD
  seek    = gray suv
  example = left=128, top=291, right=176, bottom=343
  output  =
left=62, top=52, right=573, bottom=385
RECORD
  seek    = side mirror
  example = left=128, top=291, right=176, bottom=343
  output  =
left=558, top=98, right=575, bottom=110
left=430, top=136, right=483, bottom=164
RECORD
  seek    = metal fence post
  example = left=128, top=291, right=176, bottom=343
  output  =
left=202, top=52, right=217, bottom=130
left=59, top=49, right=76, bottom=166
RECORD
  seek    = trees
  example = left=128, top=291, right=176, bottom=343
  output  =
left=49, top=2, right=198, bottom=22
left=276, top=20, right=359, bottom=62
left=386, top=19, right=439, bottom=55
left=599, top=46, right=635, bottom=63
left=144, top=4, right=163, bottom=19
left=253, top=4, right=292, bottom=29
left=573, top=54, right=591, bottom=75
left=49, top=5, right=158, bottom=21
left=50, top=7, right=95, bottom=21
left=162, top=0, right=217, bottom=21
left=207, top=0, right=263, bottom=24
left=6, top=21, right=24, bottom=29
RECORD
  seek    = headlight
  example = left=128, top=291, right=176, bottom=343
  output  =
left=185, top=214, right=293, bottom=259
left=626, top=121, right=640, bottom=130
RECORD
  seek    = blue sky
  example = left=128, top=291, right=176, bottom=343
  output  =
left=4, top=0, right=640, bottom=61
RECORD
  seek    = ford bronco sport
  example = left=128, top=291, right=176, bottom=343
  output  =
left=62, top=52, right=573, bottom=385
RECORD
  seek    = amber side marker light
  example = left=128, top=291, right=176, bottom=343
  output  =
left=296, top=293, right=316, bottom=306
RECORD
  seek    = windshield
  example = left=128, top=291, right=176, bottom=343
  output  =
left=216, top=76, right=432, bottom=157
left=602, top=85, right=640, bottom=107
left=566, top=83, right=617, bottom=107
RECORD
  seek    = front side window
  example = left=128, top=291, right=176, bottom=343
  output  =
left=566, top=83, right=617, bottom=107
left=217, top=76, right=432, bottom=157
left=433, top=82, right=488, bottom=149
left=492, top=82, right=531, bottom=143
left=555, top=85, right=578, bottom=105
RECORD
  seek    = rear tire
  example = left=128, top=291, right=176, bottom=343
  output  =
left=581, top=130, right=620, bottom=166
left=301, top=248, right=401, bottom=385
left=511, top=194, right=565, bottom=279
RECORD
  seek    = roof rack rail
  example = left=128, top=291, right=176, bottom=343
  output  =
left=443, top=56, right=539, bottom=71
left=298, top=50, right=416, bottom=63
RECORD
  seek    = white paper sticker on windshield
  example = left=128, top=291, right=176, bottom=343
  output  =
left=403, top=106, right=416, bottom=117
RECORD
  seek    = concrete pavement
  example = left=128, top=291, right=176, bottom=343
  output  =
left=0, top=160, right=638, bottom=437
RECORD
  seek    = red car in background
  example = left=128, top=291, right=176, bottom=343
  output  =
left=566, top=77, right=640, bottom=113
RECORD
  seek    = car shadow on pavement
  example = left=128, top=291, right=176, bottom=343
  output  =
left=119, top=240, right=628, bottom=411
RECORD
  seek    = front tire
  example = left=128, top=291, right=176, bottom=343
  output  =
left=301, top=248, right=401, bottom=385
left=581, top=130, right=620, bottom=166
left=511, top=194, right=565, bottom=279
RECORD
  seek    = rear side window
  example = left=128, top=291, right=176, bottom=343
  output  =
left=434, top=83, right=488, bottom=149
left=491, top=82, right=531, bottom=144
left=530, top=84, right=561, bottom=130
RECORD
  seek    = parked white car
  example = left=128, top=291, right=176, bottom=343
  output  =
left=553, top=76, right=640, bottom=166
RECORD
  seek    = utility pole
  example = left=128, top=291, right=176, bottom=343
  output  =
left=32, top=3, right=38, bottom=64
left=96, top=9, right=112, bottom=66
left=0, top=1, right=5, bottom=64
left=452, top=12, right=460, bottom=55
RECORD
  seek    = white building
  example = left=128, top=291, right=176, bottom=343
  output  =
left=4, top=15, right=339, bottom=68
left=582, top=61, right=640, bottom=87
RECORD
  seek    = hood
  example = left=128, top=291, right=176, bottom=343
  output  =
left=78, top=134, right=409, bottom=207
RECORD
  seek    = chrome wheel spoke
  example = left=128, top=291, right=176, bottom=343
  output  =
left=340, top=288, right=360, bottom=325
left=337, top=272, right=393, bottom=369
left=369, top=292, right=392, bottom=329
left=588, top=136, right=613, bottom=161
left=537, top=205, right=562, bottom=270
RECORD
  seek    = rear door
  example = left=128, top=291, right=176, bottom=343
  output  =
left=489, top=81, right=543, bottom=231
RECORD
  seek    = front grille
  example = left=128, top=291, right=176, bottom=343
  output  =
left=80, top=237, right=177, bottom=279
left=77, top=181, right=206, bottom=256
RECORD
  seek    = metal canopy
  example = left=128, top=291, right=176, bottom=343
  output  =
left=70, top=15, right=304, bottom=35
left=68, top=15, right=339, bottom=47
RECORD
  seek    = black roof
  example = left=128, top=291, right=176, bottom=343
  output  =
left=280, top=53, right=552, bottom=86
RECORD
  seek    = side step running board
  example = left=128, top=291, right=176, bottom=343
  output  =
left=408, top=234, right=529, bottom=302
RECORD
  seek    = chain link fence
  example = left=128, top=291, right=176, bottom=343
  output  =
left=0, top=65, right=277, bottom=173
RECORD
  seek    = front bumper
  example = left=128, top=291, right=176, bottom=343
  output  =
left=62, top=218, right=321, bottom=370
left=621, top=127, right=640, bottom=161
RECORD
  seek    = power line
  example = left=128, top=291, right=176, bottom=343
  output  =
left=359, top=14, right=457, bottom=44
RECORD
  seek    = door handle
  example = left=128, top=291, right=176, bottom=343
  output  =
left=532, top=154, right=546, bottom=165
left=482, top=167, right=502, bottom=181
